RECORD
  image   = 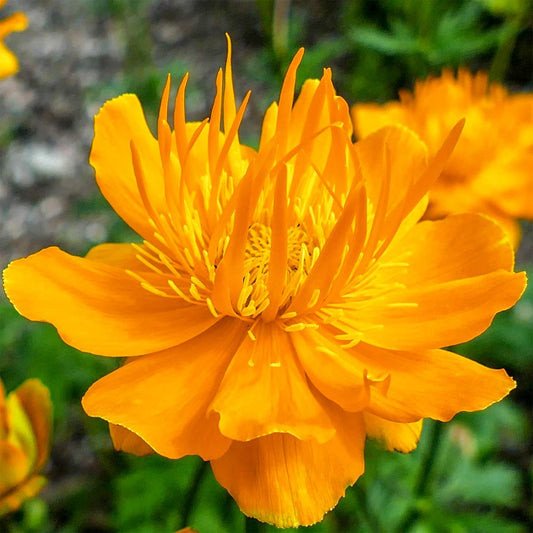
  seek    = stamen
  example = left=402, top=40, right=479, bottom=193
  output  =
left=307, top=288, right=321, bottom=309
left=140, top=282, right=170, bottom=297
left=167, top=279, right=189, bottom=299
left=135, top=254, right=165, bottom=275
left=189, top=283, right=203, bottom=301
left=191, top=276, right=208, bottom=291
left=283, top=322, right=318, bottom=332
left=206, top=297, right=219, bottom=318
left=281, top=311, right=298, bottom=319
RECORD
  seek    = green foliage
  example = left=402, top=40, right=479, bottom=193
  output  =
left=250, top=0, right=530, bottom=102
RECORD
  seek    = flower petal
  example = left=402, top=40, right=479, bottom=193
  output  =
left=0, top=475, right=46, bottom=517
left=425, top=183, right=522, bottom=248
left=291, top=326, right=515, bottom=423
left=210, top=322, right=336, bottom=443
left=473, top=150, right=533, bottom=219
left=108, top=424, right=154, bottom=457
left=290, top=327, right=370, bottom=412
left=85, top=243, right=143, bottom=269
left=90, top=94, right=165, bottom=240
left=377, top=214, right=515, bottom=286
left=351, top=271, right=525, bottom=351
left=0, top=441, right=29, bottom=493
left=363, top=412, right=422, bottom=453
left=0, top=41, right=18, bottom=79
left=0, top=12, right=28, bottom=80
left=355, top=124, right=428, bottom=223
left=13, top=380, right=52, bottom=471
left=353, top=343, right=516, bottom=423
left=351, top=102, right=408, bottom=141
left=336, top=215, right=526, bottom=351
left=211, top=410, right=365, bottom=528
left=82, top=318, right=247, bottom=460
left=3, top=247, right=220, bottom=356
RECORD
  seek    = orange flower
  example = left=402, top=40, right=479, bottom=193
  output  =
left=0, top=378, right=52, bottom=516
left=3, top=39, right=526, bottom=527
left=351, top=69, right=533, bottom=246
left=0, top=0, right=27, bottom=80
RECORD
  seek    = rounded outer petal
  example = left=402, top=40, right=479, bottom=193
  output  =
left=3, top=246, right=220, bottom=357
left=357, top=344, right=516, bottom=423
left=210, top=322, right=336, bottom=443
left=376, top=214, right=515, bottom=287
left=356, top=272, right=525, bottom=351
left=211, top=409, right=365, bottom=528
left=292, top=327, right=515, bottom=423
left=13, top=379, right=52, bottom=471
left=90, top=94, right=165, bottom=240
left=339, top=214, right=526, bottom=351
left=363, top=412, right=422, bottom=453
left=108, top=424, right=154, bottom=457
left=82, top=318, right=248, bottom=460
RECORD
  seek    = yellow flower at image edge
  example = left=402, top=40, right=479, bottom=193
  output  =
left=351, top=69, right=533, bottom=246
left=3, top=38, right=526, bottom=527
left=0, top=0, right=28, bottom=80
left=0, top=378, right=52, bottom=516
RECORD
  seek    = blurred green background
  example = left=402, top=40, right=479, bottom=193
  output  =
left=0, top=0, right=532, bottom=532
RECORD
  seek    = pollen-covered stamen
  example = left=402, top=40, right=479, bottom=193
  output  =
left=236, top=222, right=317, bottom=318
left=127, top=239, right=214, bottom=306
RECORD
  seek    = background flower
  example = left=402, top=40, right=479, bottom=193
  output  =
left=0, top=0, right=27, bottom=80
left=351, top=69, right=533, bottom=246
left=0, top=377, right=51, bottom=516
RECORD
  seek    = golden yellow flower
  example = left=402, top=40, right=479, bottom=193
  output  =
left=352, top=69, right=533, bottom=246
left=3, top=39, right=526, bottom=527
left=0, top=0, right=27, bottom=80
left=0, top=378, right=52, bottom=516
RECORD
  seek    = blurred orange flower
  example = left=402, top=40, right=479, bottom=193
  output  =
left=3, top=40, right=526, bottom=527
left=0, top=378, right=52, bottom=516
left=0, top=0, right=27, bottom=80
left=352, top=69, right=533, bottom=246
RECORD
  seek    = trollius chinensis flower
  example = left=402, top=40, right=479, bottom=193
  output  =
left=3, top=37, right=526, bottom=527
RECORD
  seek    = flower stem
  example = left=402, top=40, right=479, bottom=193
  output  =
left=180, top=459, right=209, bottom=528
left=394, top=420, right=444, bottom=533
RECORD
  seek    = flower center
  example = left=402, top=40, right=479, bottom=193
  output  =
left=238, top=222, right=316, bottom=318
